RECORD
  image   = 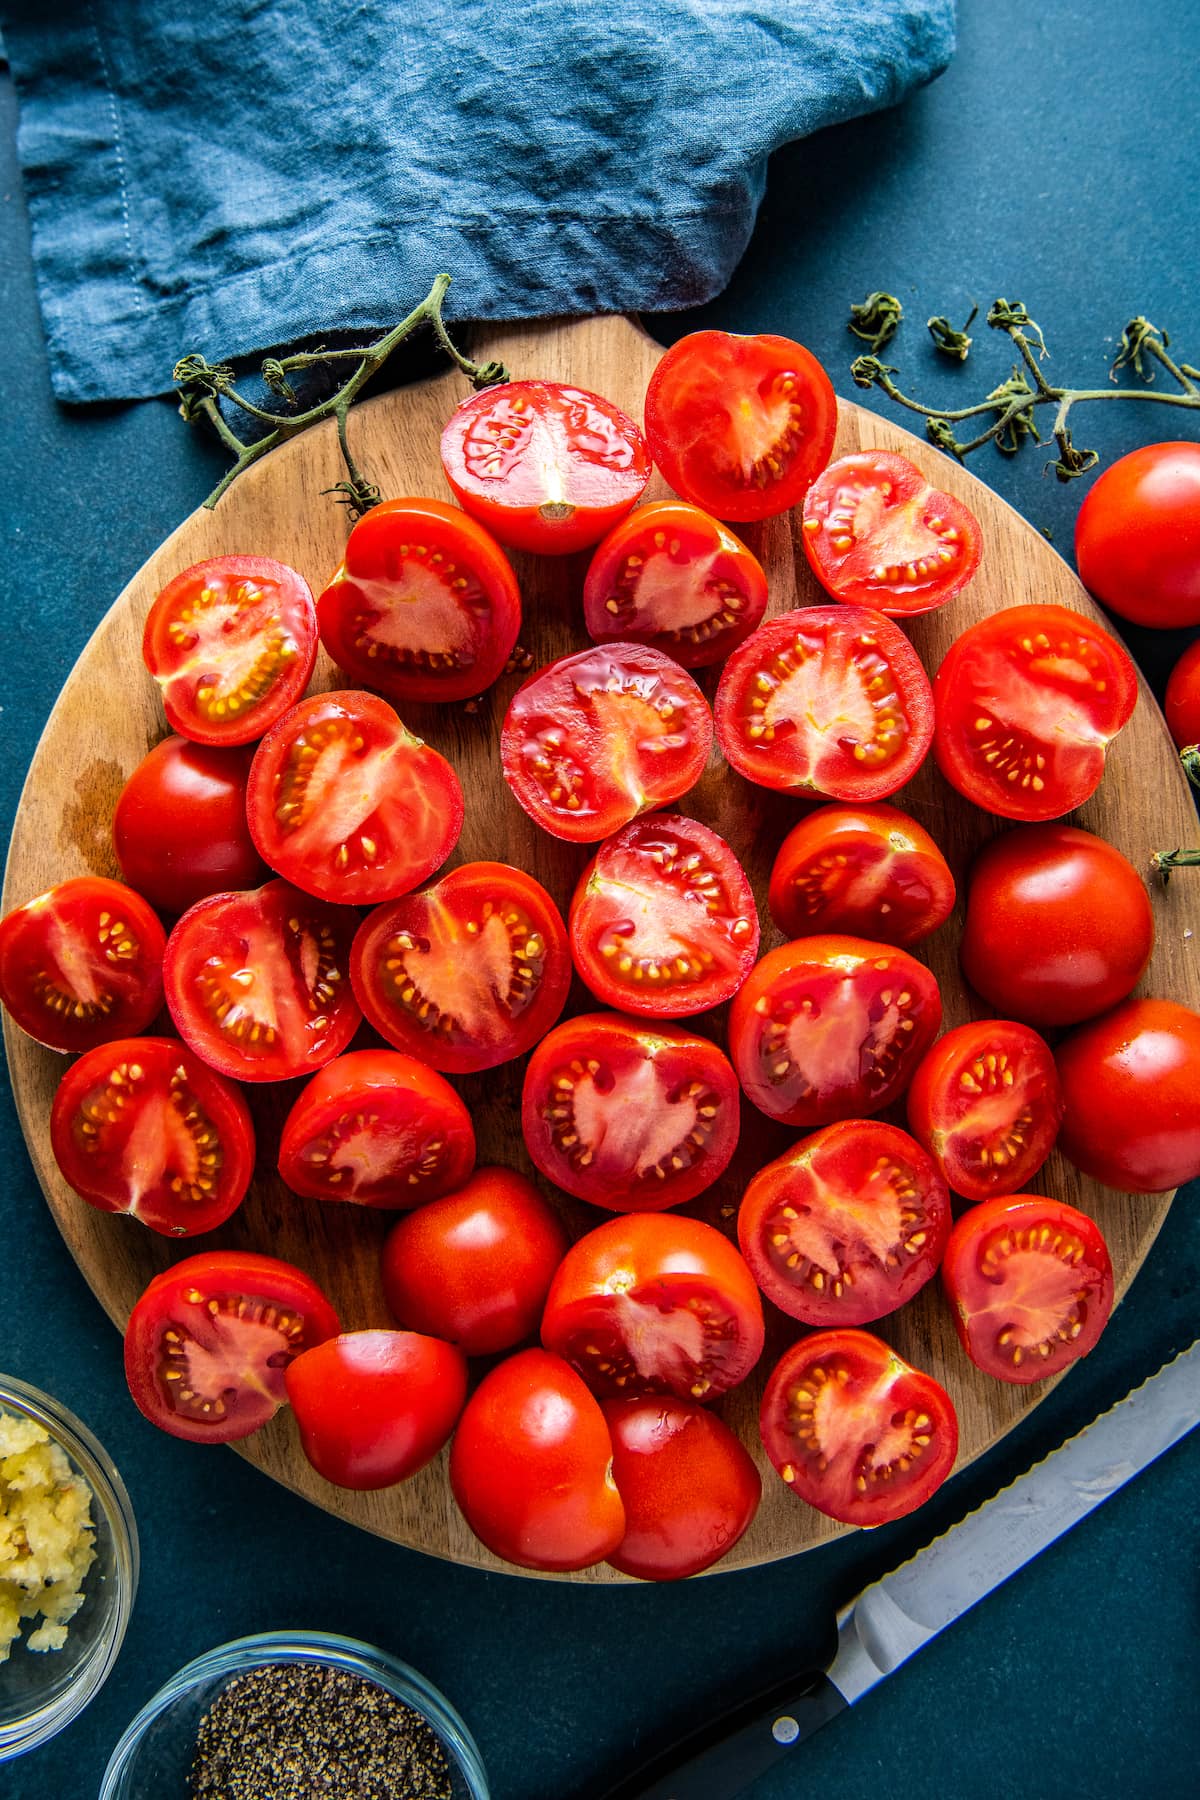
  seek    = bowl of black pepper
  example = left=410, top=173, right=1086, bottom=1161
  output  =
left=98, top=1630, right=489, bottom=1800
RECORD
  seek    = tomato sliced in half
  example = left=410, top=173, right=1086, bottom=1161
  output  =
left=541, top=1213, right=765, bottom=1402
left=933, top=603, right=1138, bottom=821
left=123, top=1250, right=341, bottom=1443
left=277, top=1048, right=475, bottom=1208
left=728, top=935, right=941, bottom=1128
left=569, top=815, right=759, bottom=1018
left=142, top=556, right=318, bottom=747
left=738, top=1120, right=950, bottom=1327
left=907, top=1020, right=1063, bottom=1203
left=714, top=607, right=934, bottom=801
left=768, top=802, right=955, bottom=946
left=603, top=1395, right=761, bottom=1581
left=0, top=876, right=166, bottom=1055
left=163, top=878, right=361, bottom=1082
left=644, top=331, right=837, bottom=523
left=351, top=862, right=571, bottom=1074
left=501, top=644, right=712, bottom=843
left=316, top=497, right=521, bottom=704
left=50, top=1036, right=254, bottom=1237
left=521, top=1013, right=741, bottom=1211
left=441, top=380, right=651, bottom=555
left=942, top=1195, right=1114, bottom=1384
left=760, top=1329, right=958, bottom=1525
left=801, top=450, right=982, bottom=616
left=113, top=737, right=267, bottom=916
left=582, top=501, right=769, bottom=669
left=246, top=690, right=463, bottom=906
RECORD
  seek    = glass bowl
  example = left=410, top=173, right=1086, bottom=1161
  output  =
left=100, top=1630, right=490, bottom=1799
left=0, top=1373, right=139, bottom=1760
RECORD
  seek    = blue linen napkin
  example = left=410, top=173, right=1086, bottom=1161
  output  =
left=1, top=1, right=954, bottom=404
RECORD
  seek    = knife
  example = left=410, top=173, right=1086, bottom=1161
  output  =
left=598, top=1341, right=1200, bottom=1800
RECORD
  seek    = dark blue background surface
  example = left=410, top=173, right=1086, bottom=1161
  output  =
left=2, top=4, right=1199, bottom=1797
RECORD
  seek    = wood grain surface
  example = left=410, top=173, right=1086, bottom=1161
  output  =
left=4, top=314, right=1197, bottom=1581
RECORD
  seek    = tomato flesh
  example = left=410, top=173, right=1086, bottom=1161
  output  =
left=1055, top=998, right=1200, bottom=1192
left=603, top=1396, right=761, bottom=1581
left=768, top=802, right=955, bottom=946
left=0, top=876, right=166, bottom=1055
left=906, top=1020, right=1063, bottom=1202
left=285, top=1330, right=468, bottom=1490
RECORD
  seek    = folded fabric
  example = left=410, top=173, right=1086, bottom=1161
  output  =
left=1, top=1, right=955, bottom=404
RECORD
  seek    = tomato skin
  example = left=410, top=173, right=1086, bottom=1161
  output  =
left=941, top=1195, right=1114, bottom=1384
left=960, top=825, right=1154, bottom=1028
left=602, top=1396, right=761, bottom=1581
left=1054, top=997, right=1200, bottom=1192
left=906, top=1020, right=1063, bottom=1202
left=381, top=1167, right=568, bottom=1356
left=448, top=1349, right=626, bottom=1572
left=1164, top=639, right=1200, bottom=750
left=759, top=1329, right=958, bottom=1526
left=644, top=331, right=837, bottom=523
left=0, top=876, right=166, bottom=1055
left=767, top=803, right=955, bottom=947
left=123, top=1250, right=341, bottom=1444
left=284, top=1330, right=468, bottom=1490
left=113, top=736, right=267, bottom=915
left=1075, top=443, right=1200, bottom=629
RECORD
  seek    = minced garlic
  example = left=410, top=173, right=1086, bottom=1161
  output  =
left=0, top=1409, right=96, bottom=1659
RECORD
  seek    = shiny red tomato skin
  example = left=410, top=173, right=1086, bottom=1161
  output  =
left=448, top=1348, right=626, bottom=1572
left=142, top=555, right=318, bottom=747
left=644, top=331, right=837, bottom=523
left=1075, top=442, right=1200, bottom=628
left=0, top=876, right=166, bottom=1054
left=768, top=802, right=955, bottom=946
left=602, top=1396, right=762, bottom=1581
left=1164, top=639, right=1200, bottom=750
left=113, top=736, right=267, bottom=915
left=284, top=1330, right=468, bottom=1490
left=960, top=825, right=1154, bottom=1028
left=381, top=1167, right=568, bottom=1356
left=906, top=1019, right=1063, bottom=1202
left=941, top=1195, right=1113, bottom=1383
left=1055, top=998, right=1200, bottom=1192
left=759, top=1329, right=958, bottom=1526
left=441, top=381, right=651, bottom=555
left=123, top=1250, right=341, bottom=1444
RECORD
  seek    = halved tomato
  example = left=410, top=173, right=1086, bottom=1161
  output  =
left=714, top=607, right=934, bottom=801
left=521, top=1013, right=741, bottom=1211
left=0, top=876, right=166, bottom=1055
left=501, top=643, right=712, bottom=843
left=906, top=1020, right=1063, bottom=1202
left=767, top=802, right=955, bottom=946
left=350, top=862, right=571, bottom=1073
left=569, top=815, right=759, bottom=1018
left=602, top=1395, right=761, bottom=1582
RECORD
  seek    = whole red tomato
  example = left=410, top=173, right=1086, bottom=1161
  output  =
left=284, top=1330, right=468, bottom=1490
left=1055, top=997, right=1200, bottom=1191
left=1075, top=442, right=1200, bottom=628
left=602, top=1396, right=761, bottom=1582
left=113, top=736, right=266, bottom=915
left=1164, top=638, right=1200, bottom=752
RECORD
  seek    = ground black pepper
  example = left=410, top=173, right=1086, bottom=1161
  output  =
left=188, top=1662, right=455, bottom=1800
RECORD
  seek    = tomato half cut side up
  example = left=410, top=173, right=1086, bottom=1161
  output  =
left=714, top=607, right=934, bottom=801
left=941, top=1195, right=1114, bottom=1384
left=142, top=556, right=318, bottom=747
left=767, top=802, right=955, bottom=947
left=569, top=815, right=759, bottom=1019
left=906, top=1020, right=1063, bottom=1203
left=316, top=497, right=521, bottom=705
left=800, top=450, right=982, bottom=617
left=123, top=1250, right=342, bottom=1444
left=501, top=643, right=713, bottom=843
left=933, top=603, right=1138, bottom=821
left=521, top=1013, right=741, bottom=1211
left=760, top=1329, right=958, bottom=1526
left=738, top=1120, right=951, bottom=1327
left=644, top=330, right=837, bottom=523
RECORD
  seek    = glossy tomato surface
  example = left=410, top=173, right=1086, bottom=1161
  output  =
left=142, top=555, right=317, bottom=746
left=767, top=802, right=955, bottom=946
left=644, top=330, right=837, bottom=522
left=569, top=815, right=759, bottom=1018
left=728, top=935, right=941, bottom=1128
left=1164, top=638, right=1200, bottom=751
left=113, top=736, right=266, bottom=915
left=285, top=1330, right=468, bottom=1490
left=801, top=450, right=982, bottom=616
left=123, top=1250, right=341, bottom=1443
left=501, top=643, right=712, bottom=843
left=1055, top=998, right=1200, bottom=1192
left=906, top=1019, right=1063, bottom=1202
left=541, top=1212, right=765, bottom=1403
left=1075, top=442, right=1200, bottom=628
left=941, top=1195, right=1113, bottom=1383
left=521, top=1013, right=741, bottom=1211
left=0, top=876, right=166, bottom=1054
left=350, top=862, right=570, bottom=1073
left=760, top=1329, right=958, bottom=1525
left=582, top=501, right=768, bottom=668
left=714, top=607, right=934, bottom=801
left=441, top=380, right=650, bottom=555
left=933, top=603, right=1138, bottom=821
left=602, top=1396, right=761, bottom=1582
left=316, top=497, right=521, bottom=704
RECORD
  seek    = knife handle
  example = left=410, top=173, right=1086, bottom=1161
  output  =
left=593, top=1667, right=846, bottom=1800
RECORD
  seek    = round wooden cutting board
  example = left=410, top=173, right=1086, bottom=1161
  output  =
left=4, top=315, right=1197, bottom=1581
